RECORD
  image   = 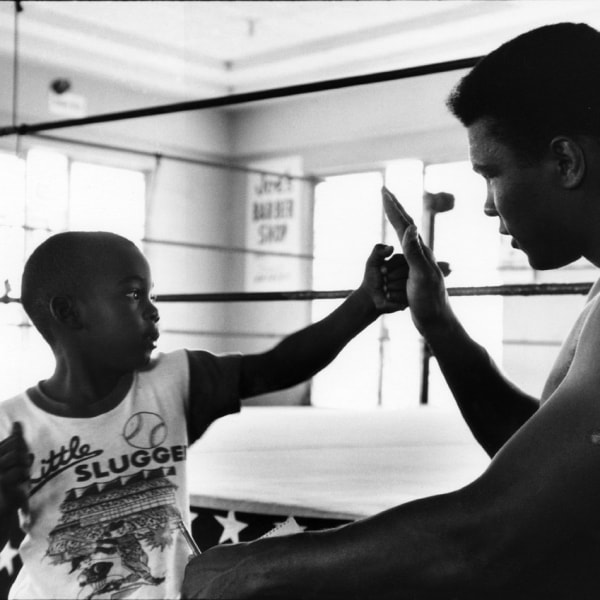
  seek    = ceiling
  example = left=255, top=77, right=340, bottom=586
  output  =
left=1, top=0, right=600, bottom=101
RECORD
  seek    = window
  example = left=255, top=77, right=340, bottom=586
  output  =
left=70, top=162, right=145, bottom=242
left=0, top=148, right=146, bottom=399
left=311, top=171, right=385, bottom=409
left=311, top=160, right=503, bottom=409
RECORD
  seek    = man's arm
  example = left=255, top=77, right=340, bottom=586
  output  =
left=383, top=188, right=538, bottom=456
left=183, top=299, right=600, bottom=598
left=238, top=244, right=407, bottom=399
left=423, top=309, right=538, bottom=456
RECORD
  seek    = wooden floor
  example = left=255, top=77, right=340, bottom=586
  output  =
left=188, top=406, right=490, bottom=520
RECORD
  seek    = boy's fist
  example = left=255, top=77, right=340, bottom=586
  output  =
left=360, top=243, right=409, bottom=313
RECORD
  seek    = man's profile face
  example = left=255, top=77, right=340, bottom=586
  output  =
left=468, top=117, right=582, bottom=270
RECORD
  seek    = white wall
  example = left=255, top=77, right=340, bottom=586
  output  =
left=227, top=70, right=470, bottom=170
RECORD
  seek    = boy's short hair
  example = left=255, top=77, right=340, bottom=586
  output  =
left=21, top=231, right=135, bottom=345
left=446, top=22, right=600, bottom=160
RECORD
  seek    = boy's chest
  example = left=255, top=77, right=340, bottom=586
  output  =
left=28, top=406, right=188, bottom=504
left=19, top=403, right=190, bottom=597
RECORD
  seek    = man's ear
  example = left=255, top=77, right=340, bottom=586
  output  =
left=49, top=296, right=82, bottom=330
left=550, top=136, right=586, bottom=189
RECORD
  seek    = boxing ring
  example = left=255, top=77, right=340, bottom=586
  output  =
left=0, top=283, right=591, bottom=560
left=0, top=6, right=596, bottom=591
left=185, top=405, right=489, bottom=548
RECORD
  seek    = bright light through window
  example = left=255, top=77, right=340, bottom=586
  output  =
left=310, top=161, right=504, bottom=410
left=0, top=153, right=26, bottom=308
left=26, top=149, right=69, bottom=232
left=423, top=161, right=503, bottom=404
left=70, top=162, right=146, bottom=244
left=311, top=172, right=384, bottom=409
left=0, top=151, right=147, bottom=401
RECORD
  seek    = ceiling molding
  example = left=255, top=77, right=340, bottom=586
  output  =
left=1, top=1, right=599, bottom=100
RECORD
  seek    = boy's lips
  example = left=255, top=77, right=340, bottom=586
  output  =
left=145, top=329, right=160, bottom=347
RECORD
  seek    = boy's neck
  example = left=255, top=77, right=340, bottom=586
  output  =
left=33, top=367, right=134, bottom=418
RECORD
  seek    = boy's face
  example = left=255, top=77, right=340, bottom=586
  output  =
left=468, top=117, right=583, bottom=270
left=76, top=240, right=160, bottom=373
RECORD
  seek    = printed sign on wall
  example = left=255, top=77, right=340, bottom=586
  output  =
left=245, top=157, right=305, bottom=291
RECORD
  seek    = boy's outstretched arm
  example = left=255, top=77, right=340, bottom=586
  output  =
left=0, top=422, right=30, bottom=549
left=382, top=187, right=538, bottom=456
left=238, top=243, right=408, bottom=399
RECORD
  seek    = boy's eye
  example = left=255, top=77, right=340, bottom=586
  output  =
left=125, top=289, right=157, bottom=302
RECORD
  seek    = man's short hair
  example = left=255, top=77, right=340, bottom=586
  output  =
left=446, top=22, right=600, bottom=159
left=21, top=231, right=135, bottom=345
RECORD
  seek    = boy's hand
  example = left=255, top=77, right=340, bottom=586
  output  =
left=359, top=244, right=409, bottom=314
left=381, top=186, right=451, bottom=332
left=0, top=422, right=31, bottom=515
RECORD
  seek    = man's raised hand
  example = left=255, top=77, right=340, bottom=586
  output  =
left=381, top=186, right=451, bottom=333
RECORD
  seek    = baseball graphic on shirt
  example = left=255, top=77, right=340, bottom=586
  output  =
left=123, top=412, right=167, bottom=449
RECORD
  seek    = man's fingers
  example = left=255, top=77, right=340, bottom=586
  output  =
left=401, top=225, right=439, bottom=274
left=401, top=224, right=423, bottom=258
left=382, top=186, right=414, bottom=237
left=418, top=235, right=445, bottom=272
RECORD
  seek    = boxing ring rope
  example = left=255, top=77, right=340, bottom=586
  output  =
left=25, top=133, right=320, bottom=184
left=0, top=56, right=481, bottom=138
left=0, top=281, right=593, bottom=305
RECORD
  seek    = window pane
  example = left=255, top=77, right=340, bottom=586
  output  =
left=381, top=160, right=426, bottom=409
left=0, top=153, right=25, bottom=227
left=70, top=162, right=146, bottom=243
left=311, top=172, right=383, bottom=409
left=26, top=148, right=69, bottom=232
left=0, top=153, right=26, bottom=324
left=424, top=162, right=500, bottom=287
left=423, top=161, right=503, bottom=406
left=313, top=172, right=384, bottom=290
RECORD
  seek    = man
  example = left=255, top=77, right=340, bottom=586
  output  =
left=182, top=23, right=600, bottom=599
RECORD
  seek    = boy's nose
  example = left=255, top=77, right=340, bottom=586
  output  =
left=145, top=303, right=160, bottom=323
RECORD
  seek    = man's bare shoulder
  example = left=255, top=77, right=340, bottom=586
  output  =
left=586, top=276, right=600, bottom=301
left=541, top=288, right=600, bottom=401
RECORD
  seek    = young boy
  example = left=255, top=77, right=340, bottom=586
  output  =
left=0, top=230, right=406, bottom=599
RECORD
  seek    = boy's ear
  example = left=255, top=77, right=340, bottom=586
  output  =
left=550, top=136, right=586, bottom=189
left=49, top=296, right=82, bottom=330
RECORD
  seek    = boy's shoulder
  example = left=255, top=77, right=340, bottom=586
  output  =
left=135, top=348, right=191, bottom=396
left=0, top=387, right=33, bottom=410
left=0, top=388, right=34, bottom=436
left=139, top=348, right=188, bottom=374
